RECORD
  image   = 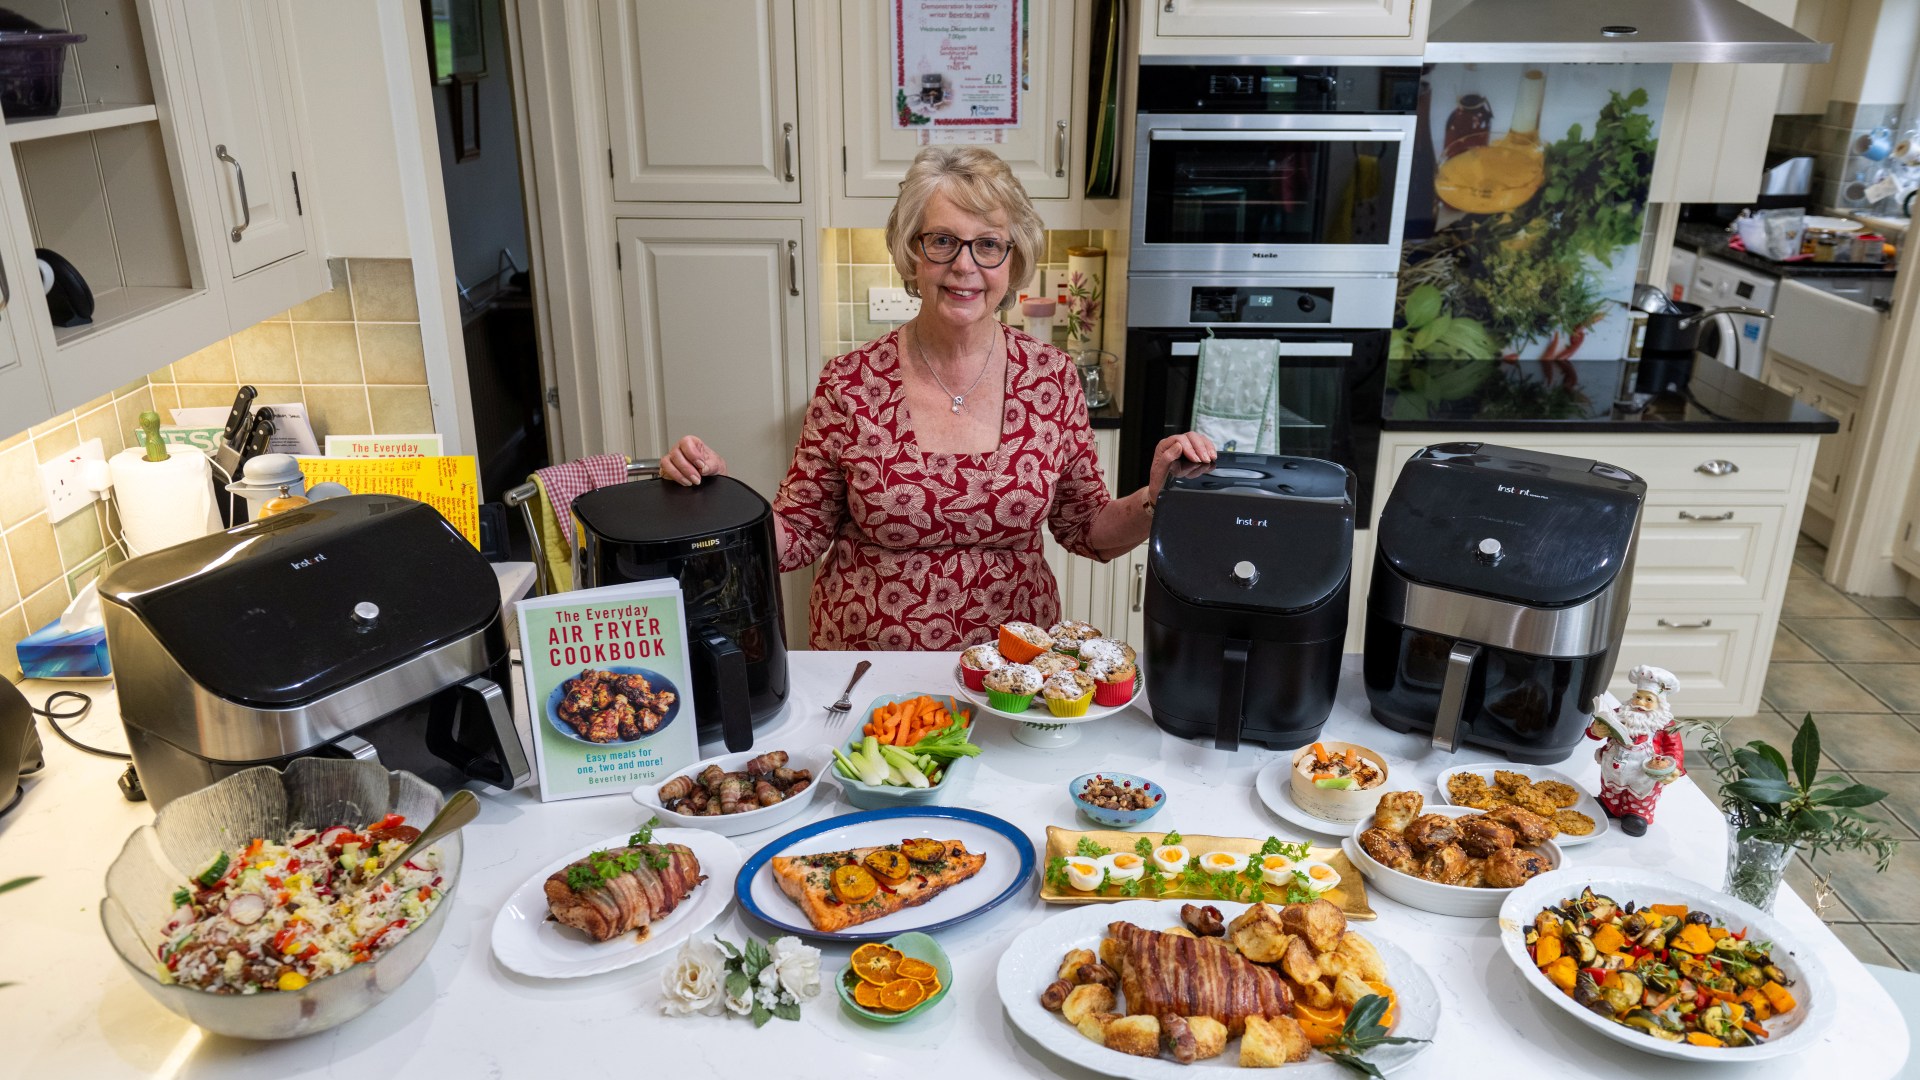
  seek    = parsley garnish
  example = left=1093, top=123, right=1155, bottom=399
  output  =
left=1161, top=829, right=1182, bottom=846
left=1075, top=837, right=1111, bottom=859
left=628, top=815, right=661, bottom=847
left=1283, top=871, right=1324, bottom=905
left=1134, top=836, right=1155, bottom=858
left=1044, top=856, right=1072, bottom=892
left=1323, top=994, right=1427, bottom=1078
left=1259, top=836, right=1312, bottom=861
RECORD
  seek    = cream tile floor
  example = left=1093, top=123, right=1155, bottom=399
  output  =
left=1682, top=536, right=1920, bottom=970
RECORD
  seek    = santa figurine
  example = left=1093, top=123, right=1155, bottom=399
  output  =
left=1587, top=665, right=1684, bottom=837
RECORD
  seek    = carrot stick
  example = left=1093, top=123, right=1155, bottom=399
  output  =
left=1311, top=742, right=1329, bottom=765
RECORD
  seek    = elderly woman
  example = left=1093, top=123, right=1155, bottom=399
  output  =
left=663, top=146, right=1213, bottom=649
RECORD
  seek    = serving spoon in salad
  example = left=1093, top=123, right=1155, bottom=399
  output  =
left=362, top=789, right=480, bottom=891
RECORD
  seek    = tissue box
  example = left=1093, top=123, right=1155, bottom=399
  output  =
left=15, top=619, right=109, bottom=679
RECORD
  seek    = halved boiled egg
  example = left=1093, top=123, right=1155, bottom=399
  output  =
left=1197, top=851, right=1249, bottom=875
left=1259, top=853, right=1299, bottom=888
left=1098, top=852, right=1147, bottom=882
left=1152, top=845, right=1190, bottom=876
left=1298, top=861, right=1341, bottom=892
left=1065, top=856, right=1103, bottom=892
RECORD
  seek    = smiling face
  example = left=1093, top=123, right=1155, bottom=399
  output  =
left=910, top=190, right=1012, bottom=336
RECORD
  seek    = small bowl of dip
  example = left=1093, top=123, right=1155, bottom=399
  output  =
left=1288, top=741, right=1390, bottom=825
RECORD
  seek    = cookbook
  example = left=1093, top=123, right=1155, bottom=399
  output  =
left=515, top=578, right=699, bottom=802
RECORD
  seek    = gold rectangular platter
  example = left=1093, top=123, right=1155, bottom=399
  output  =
left=1039, top=826, right=1374, bottom=921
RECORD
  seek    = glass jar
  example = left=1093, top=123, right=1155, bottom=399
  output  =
left=1722, top=807, right=1795, bottom=911
left=1075, top=349, right=1114, bottom=409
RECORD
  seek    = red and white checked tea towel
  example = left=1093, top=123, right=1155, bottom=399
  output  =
left=536, top=453, right=629, bottom=548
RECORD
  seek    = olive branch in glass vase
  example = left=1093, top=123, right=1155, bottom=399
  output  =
left=1685, top=715, right=1896, bottom=868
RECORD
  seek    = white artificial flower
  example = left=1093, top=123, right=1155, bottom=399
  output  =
left=659, top=936, right=725, bottom=1017
left=769, top=935, right=823, bottom=1002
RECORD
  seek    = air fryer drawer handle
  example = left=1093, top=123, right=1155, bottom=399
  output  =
left=1431, top=641, right=1481, bottom=754
left=1215, top=639, right=1250, bottom=753
left=1695, top=459, right=1740, bottom=477
left=427, top=675, right=531, bottom=790
left=697, top=632, right=755, bottom=753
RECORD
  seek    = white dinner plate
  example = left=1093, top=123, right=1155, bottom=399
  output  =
left=1255, top=758, right=1391, bottom=836
left=491, top=827, right=741, bottom=979
left=1803, top=214, right=1864, bottom=233
left=1434, top=762, right=1610, bottom=847
left=631, top=745, right=837, bottom=837
left=737, top=806, right=1034, bottom=942
left=951, top=662, right=1145, bottom=725
left=997, top=899, right=1438, bottom=1078
left=1499, top=868, right=1835, bottom=1062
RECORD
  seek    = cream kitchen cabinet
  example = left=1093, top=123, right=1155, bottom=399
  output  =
left=600, top=0, right=802, bottom=204
left=0, top=175, right=51, bottom=436
left=839, top=0, right=1077, bottom=205
left=1144, top=0, right=1426, bottom=55
left=1370, top=429, right=1819, bottom=717
left=1762, top=354, right=1859, bottom=524
left=1647, top=0, right=1795, bottom=203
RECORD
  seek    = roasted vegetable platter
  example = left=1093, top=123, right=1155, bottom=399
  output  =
left=1497, top=868, right=1836, bottom=1061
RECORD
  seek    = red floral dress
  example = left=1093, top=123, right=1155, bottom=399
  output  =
left=773, top=325, right=1112, bottom=650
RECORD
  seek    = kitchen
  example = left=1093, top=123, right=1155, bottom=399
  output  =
left=5, top=0, right=1920, bottom=1076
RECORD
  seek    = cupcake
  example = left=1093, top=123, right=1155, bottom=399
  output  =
left=1047, top=620, right=1102, bottom=655
left=1077, top=637, right=1135, bottom=669
left=998, top=621, right=1053, bottom=663
left=959, top=643, right=1007, bottom=690
left=984, top=664, right=1044, bottom=712
left=1089, top=657, right=1137, bottom=707
left=1029, top=651, right=1081, bottom=679
left=1041, top=671, right=1097, bottom=718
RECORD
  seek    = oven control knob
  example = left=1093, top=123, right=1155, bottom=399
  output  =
left=1232, top=560, right=1259, bottom=586
left=351, top=601, right=380, bottom=629
left=1475, top=538, right=1503, bottom=565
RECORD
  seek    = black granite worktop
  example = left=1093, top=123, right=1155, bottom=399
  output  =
left=1381, top=354, right=1839, bottom=434
left=1089, top=403, right=1121, bottom=429
left=1674, top=221, right=1899, bottom=280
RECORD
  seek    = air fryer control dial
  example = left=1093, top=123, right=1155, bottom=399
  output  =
left=1232, top=560, right=1259, bottom=585
left=1475, top=538, right=1503, bottom=565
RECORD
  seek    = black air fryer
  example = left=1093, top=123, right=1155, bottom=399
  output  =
left=1365, top=443, right=1644, bottom=763
left=1144, top=453, right=1353, bottom=751
left=573, top=476, right=787, bottom=753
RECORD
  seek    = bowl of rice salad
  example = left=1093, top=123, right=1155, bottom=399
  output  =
left=100, top=758, right=462, bottom=1039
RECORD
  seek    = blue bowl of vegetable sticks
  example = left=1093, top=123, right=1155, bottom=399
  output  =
left=837, top=693, right=979, bottom=810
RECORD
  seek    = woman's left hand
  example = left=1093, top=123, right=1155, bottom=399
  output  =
left=1147, top=431, right=1217, bottom=501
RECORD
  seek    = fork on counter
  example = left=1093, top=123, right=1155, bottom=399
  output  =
left=825, top=660, right=873, bottom=725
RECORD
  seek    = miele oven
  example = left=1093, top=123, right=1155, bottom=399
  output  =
left=1131, top=61, right=1422, bottom=275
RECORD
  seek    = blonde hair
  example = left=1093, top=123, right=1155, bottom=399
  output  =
left=885, top=146, right=1042, bottom=312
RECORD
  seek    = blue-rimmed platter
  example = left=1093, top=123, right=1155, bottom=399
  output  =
left=544, top=665, right=682, bottom=747
left=736, top=806, right=1036, bottom=942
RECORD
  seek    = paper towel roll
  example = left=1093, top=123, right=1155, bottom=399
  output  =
left=109, top=447, right=221, bottom=556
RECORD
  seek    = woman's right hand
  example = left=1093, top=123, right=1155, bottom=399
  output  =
left=660, top=435, right=728, bottom=486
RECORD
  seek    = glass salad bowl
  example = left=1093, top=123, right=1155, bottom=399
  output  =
left=99, top=758, right=461, bottom=1039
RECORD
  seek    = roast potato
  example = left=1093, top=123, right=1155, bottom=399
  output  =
left=1104, top=1014, right=1162, bottom=1058
left=1061, top=983, right=1116, bottom=1026
left=1186, top=1015, right=1228, bottom=1060
left=1228, top=903, right=1292, bottom=963
left=1334, top=932, right=1388, bottom=984
left=1077, top=1010, right=1118, bottom=1044
left=1280, top=898, right=1347, bottom=955
left=1057, top=948, right=1096, bottom=981
left=1241, top=1014, right=1312, bottom=1066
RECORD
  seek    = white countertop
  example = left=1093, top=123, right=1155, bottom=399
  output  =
left=0, top=653, right=1907, bottom=1078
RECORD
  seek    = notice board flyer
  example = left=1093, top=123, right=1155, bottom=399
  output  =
left=515, top=578, right=699, bottom=802
left=891, top=0, right=1021, bottom=128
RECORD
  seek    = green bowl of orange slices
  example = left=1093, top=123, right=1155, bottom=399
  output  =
left=836, top=931, right=951, bottom=1023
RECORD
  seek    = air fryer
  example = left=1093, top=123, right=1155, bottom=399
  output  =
left=572, top=475, right=788, bottom=753
left=1143, top=453, right=1354, bottom=751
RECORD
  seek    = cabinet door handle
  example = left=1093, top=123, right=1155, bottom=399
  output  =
left=1695, top=459, right=1739, bottom=477
left=0, top=261, right=10, bottom=311
left=1656, top=617, right=1713, bottom=629
left=1055, top=120, right=1067, bottom=178
left=786, top=240, right=799, bottom=297
left=781, top=122, right=795, bottom=183
left=1678, top=510, right=1735, bottom=521
left=215, top=144, right=252, bottom=242
left=1163, top=0, right=1174, bottom=10
left=1131, top=564, right=1145, bottom=612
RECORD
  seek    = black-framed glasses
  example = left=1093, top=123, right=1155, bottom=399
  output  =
left=916, top=232, right=1013, bottom=268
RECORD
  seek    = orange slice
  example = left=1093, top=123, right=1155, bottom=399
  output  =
left=916, top=973, right=942, bottom=999
left=877, top=977, right=926, bottom=1012
left=895, top=957, right=937, bottom=983
left=851, top=943, right=902, bottom=986
left=852, top=979, right=885, bottom=1009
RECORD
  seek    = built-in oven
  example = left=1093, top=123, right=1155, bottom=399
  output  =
left=1119, top=276, right=1387, bottom=526
left=1131, top=62, right=1422, bottom=275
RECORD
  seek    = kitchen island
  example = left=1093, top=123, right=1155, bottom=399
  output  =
left=0, top=650, right=1905, bottom=1078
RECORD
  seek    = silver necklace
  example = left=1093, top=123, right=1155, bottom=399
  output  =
left=911, top=324, right=994, bottom=413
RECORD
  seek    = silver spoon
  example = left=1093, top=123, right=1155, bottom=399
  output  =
left=363, top=789, right=480, bottom=890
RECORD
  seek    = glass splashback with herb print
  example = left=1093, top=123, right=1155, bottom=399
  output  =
left=1394, top=64, right=1669, bottom=370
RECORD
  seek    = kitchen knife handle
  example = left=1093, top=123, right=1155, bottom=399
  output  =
left=1055, top=120, right=1068, bottom=178
left=782, top=122, right=796, bottom=182
left=215, top=144, right=252, bottom=242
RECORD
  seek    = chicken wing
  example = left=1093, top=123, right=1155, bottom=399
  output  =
left=1457, top=817, right=1516, bottom=857
left=1482, top=805, right=1557, bottom=845
left=1483, top=846, right=1551, bottom=888
left=1373, top=790, right=1424, bottom=832
left=1416, top=843, right=1472, bottom=885
left=1358, top=827, right=1416, bottom=873
left=1403, top=813, right=1462, bottom=855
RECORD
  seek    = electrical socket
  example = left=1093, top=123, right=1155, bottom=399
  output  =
left=39, top=437, right=105, bottom=524
left=867, top=286, right=921, bottom=323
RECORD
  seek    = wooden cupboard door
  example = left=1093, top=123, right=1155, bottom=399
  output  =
left=841, top=0, right=1075, bottom=200
left=1804, top=385, right=1856, bottom=520
left=1157, top=0, right=1416, bottom=39
left=182, top=0, right=307, bottom=277
left=601, top=0, right=800, bottom=203
left=616, top=219, right=810, bottom=502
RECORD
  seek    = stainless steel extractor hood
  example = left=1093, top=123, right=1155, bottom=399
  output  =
left=1426, top=0, right=1833, bottom=64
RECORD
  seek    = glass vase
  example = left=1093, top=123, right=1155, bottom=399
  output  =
left=1722, top=809, right=1795, bottom=911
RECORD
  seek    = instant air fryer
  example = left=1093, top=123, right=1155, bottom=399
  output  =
left=1144, top=453, right=1353, bottom=751
left=573, top=476, right=788, bottom=753
left=1364, top=443, right=1645, bottom=763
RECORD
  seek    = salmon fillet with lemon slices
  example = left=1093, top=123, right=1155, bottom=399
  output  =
left=770, top=839, right=986, bottom=933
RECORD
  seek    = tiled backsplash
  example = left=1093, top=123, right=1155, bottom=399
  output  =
left=0, top=257, right=434, bottom=680
left=1771, top=100, right=1906, bottom=213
